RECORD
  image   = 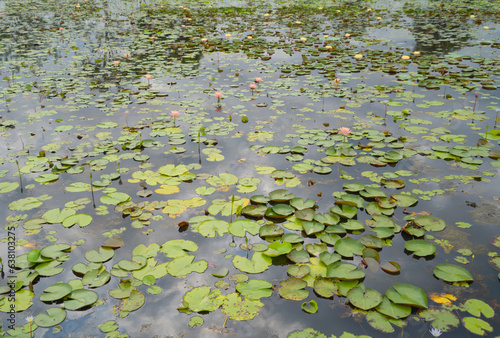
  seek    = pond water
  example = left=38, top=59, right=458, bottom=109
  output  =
left=0, top=0, right=499, bottom=337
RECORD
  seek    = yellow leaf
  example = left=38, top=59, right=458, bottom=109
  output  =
left=155, top=185, right=180, bottom=195
left=430, top=293, right=457, bottom=305
left=237, top=158, right=246, bottom=162
left=128, top=179, right=141, bottom=183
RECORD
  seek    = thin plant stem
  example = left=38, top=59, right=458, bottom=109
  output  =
left=90, top=172, right=95, bottom=208
left=15, top=160, right=23, bottom=193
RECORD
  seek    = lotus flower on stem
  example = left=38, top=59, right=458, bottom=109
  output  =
left=339, top=127, right=350, bottom=143
left=170, top=110, right=180, bottom=127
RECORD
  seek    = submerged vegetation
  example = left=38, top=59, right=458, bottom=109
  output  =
left=0, top=0, right=499, bottom=336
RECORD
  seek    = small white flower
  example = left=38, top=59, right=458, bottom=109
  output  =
left=26, top=316, right=34, bottom=323
left=429, top=328, right=442, bottom=337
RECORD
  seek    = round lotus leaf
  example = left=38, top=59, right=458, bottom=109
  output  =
left=250, top=195, right=270, bottom=204
left=295, top=208, right=315, bottom=221
left=376, top=296, right=411, bottom=319
left=278, top=277, right=309, bottom=301
left=282, top=233, right=304, bottom=244
left=371, top=227, right=395, bottom=239
left=35, top=261, right=64, bottom=277
left=385, top=283, right=428, bottom=308
left=272, top=204, right=295, bottom=216
left=40, top=244, right=71, bottom=260
left=380, top=261, right=401, bottom=274
left=326, top=261, right=365, bottom=280
left=319, top=252, right=341, bottom=266
left=290, top=198, right=316, bottom=210
left=314, top=213, right=340, bottom=225
left=334, top=238, right=365, bottom=257
left=85, top=247, right=115, bottom=263
left=34, top=308, right=66, bottom=327
left=433, top=264, right=473, bottom=282
left=287, top=265, right=310, bottom=278
left=264, top=242, right=293, bottom=257
left=313, top=277, right=337, bottom=298
left=40, top=283, right=73, bottom=302
left=287, top=249, right=310, bottom=263
left=269, top=189, right=295, bottom=202
left=241, top=204, right=267, bottom=217
left=347, top=284, right=382, bottom=310
left=414, top=216, right=446, bottom=231
left=343, top=182, right=365, bottom=192
left=236, top=279, right=273, bottom=300
left=64, top=289, right=99, bottom=310
left=405, top=239, right=436, bottom=257
left=301, top=300, right=318, bottom=313
left=463, top=317, right=493, bottom=336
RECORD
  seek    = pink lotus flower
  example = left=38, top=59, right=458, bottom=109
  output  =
left=334, top=78, right=341, bottom=84
left=150, top=36, right=156, bottom=40
left=339, top=127, right=351, bottom=136
left=170, top=111, right=180, bottom=118
left=255, top=77, right=262, bottom=83
left=113, top=61, right=120, bottom=66
left=145, top=74, right=152, bottom=80
left=215, top=92, right=223, bottom=105
left=124, top=53, right=130, bottom=58
left=249, top=84, right=256, bottom=90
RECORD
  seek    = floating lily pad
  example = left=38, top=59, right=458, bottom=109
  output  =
left=405, top=240, right=436, bottom=257
left=34, top=308, right=67, bottom=327
left=433, top=264, right=473, bottom=283
left=278, top=277, right=309, bottom=301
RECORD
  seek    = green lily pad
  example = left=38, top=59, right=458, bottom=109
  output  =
left=62, top=213, right=93, bottom=228
left=40, top=283, right=73, bottom=302
left=241, top=204, right=267, bottom=217
left=179, top=286, right=223, bottom=313
left=0, top=290, right=34, bottom=312
left=290, top=198, right=316, bottom=210
left=188, top=316, right=204, bottom=328
left=34, top=308, right=66, bottom=327
left=414, top=216, right=446, bottom=231
left=462, top=317, right=493, bottom=335
left=278, top=277, right=309, bottom=301
left=269, top=189, right=295, bottom=202
left=197, top=219, right=229, bottom=237
left=221, top=293, right=263, bottom=320
left=232, top=252, right=272, bottom=274
left=228, top=219, right=260, bottom=237
left=464, top=299, right=494, bottom=318
left=433, top=264, right=473, bottom=282
left=85, top=247, right=115, bottom=263
left=376, top=296, right=411, bottom=319
left=287, top=249, right=310, bottom=263
left=330, top=204, right=358, bottom=219
left=391, top=194, right=418, bottom=208
left=236, top=279, right=273, bottom=300
left=302, top=300, right=318, bottom=314
left=287, top=265, right=311, bottom=278
left=313, top=277, right=337, bottom=298
left=334, top=238, right=365, bottom=258
left=120, top=289, right=145, bottom=313
left=418, top=309, right=460, bottom=332
left=385, top=283, right=428, bottom=308
left=348, top=284, right=382, bottom=310
left=161, top=239, right=198, bottom=258
left=366, top=311, right=395, bottom=333
left=326, top=261, right=365, bottom=280
left=167, top=255, right=208, bottom=277
left=265, top=242, right=293, bottom=257
left=404, top=240, right=436, bottom=257
left=64, top=289, right=98, bottom=310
